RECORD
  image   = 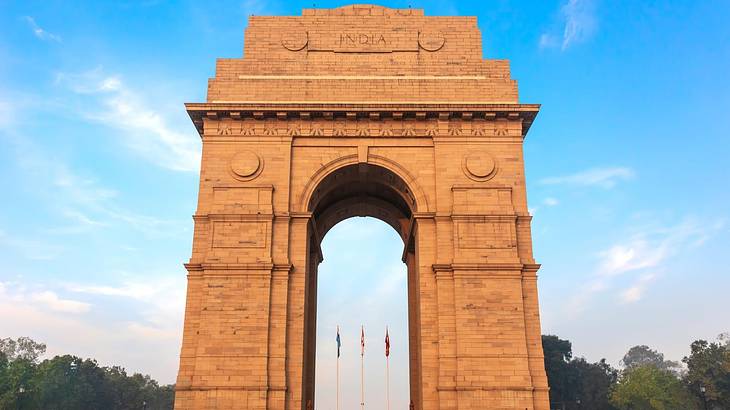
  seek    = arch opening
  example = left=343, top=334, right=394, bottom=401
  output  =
left=302, top=163, right=422, bottom=410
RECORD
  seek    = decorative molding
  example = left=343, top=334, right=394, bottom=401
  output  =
left=187, top=102, right=539, bottom=138
left=207, top=117, right=520, bottom=139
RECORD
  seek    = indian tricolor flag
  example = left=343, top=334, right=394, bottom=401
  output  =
left=385, top=326, right=390, bottom=357
left=336, top=326, right=341, bottom=358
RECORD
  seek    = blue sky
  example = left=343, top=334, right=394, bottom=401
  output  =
left=1, top=0, right=729, bottom=406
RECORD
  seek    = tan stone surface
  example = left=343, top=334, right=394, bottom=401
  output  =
left=175, top=5, right=549, bottom=409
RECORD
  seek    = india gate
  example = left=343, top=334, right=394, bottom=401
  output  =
left=175, top=5, right=550, bottom=409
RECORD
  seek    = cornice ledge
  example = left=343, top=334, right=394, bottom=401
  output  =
left=185, top=102, right=540, bottom=138
left=186, top=262, right=276, bottom=271
left=451, top=262, right=525, bottom=271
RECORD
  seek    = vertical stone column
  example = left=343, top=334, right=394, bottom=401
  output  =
left=433, top=264, right=457, bottom=410
left=286, top=215, right=311, bottom=410
left=267, top=264, right=291, bottom=409
left=173, top=266, right=203, bottom=409
left=413, top=217, right=440, bottom=410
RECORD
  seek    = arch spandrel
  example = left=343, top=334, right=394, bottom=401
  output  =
left=296, top=153, right=431, bottom=216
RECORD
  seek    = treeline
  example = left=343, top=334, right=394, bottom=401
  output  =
left=543, top=333, right=730, bottom=410
left=0, top=337, right=174, bottom=409
left=3, top=334, right=729, bottom=409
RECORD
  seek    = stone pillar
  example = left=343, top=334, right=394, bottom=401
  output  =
left=286, top=215, right=311, bottom=410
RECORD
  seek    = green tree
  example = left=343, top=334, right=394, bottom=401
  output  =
left=610, top=364, right=697, bottom=410
left=34, top=355, right=116, bottom=409
left=0, top=356, right=38, bottom=409
left=572, top=358, right=618, bottom=410
left=0, top=337, right=44, bottom=409
left=0, top=337, right=46, bottom=362
left=543, top=335, right=576, bottom=407
left=0, top=337, right=175, bottom=409
left=542, top=335, right=618, bottom=410
left=682, top=336, right=730, bottom=409
left=621, top=345, right=680, bottom=374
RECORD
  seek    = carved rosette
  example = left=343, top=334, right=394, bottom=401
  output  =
left=462, top=152, right=497, bottom=182
left=418, top=30, right=445, bottom=51
left=281, top=31, right=308, bottom=51
left=230, top=150, right=263, bottom=181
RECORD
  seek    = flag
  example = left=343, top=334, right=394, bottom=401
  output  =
left=336, top=326, right=341, bottom=358
left=360, top=326, right=365, bottom=356
left=385, top=326, right=390, bottom=357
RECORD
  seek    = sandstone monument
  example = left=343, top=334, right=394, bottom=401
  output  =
left=175, top=5, right=549, bottom=409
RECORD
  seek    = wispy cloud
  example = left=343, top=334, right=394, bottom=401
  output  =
left=619, top=273, right=656, bottom=304
left=570, top=217, right=726, bottom=309
left=31, top=291, right=90, bottom=313
left=23, top=16, right=62, bottom=42
left=0, top=229, right=63, bottom=260
left=4, top=132, right=186, bottom=237
left=543, top=197, right=560, bottom=206
left=597, top=218, right=719, bottom=277
left=540, top=167, right=634, bottom=189
left=67, top=275, right=186, bottom=330
left=539, top=0, right=597, bottom=51
left=55, top=68, right=200, bottom=172
left=0, top=282, right=89, bottom=313
left=50, top=165, right=181, bottom=235
left=0, top=278, right=182, bottom=382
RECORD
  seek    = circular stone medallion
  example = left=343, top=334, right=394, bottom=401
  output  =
left=281, top=31, right=308, bottom=51
left=230, top=150, right=262, bottom=180
left=418, top=30, right=445, bottom=52
left=463, top=152, right=497, bottom=181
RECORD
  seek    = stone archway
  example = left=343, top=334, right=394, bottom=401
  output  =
left=301, top=163, right=423, bottom=410
left=174, top=4, right=550, bottom=410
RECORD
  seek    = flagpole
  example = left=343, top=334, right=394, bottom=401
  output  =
left=385, top=326, right=391, bottom=410
left=361, top=325, right=365, bottom=410
left=386, top=355, right=390, bottom=410
left=336, top=325, right=340, bottom=410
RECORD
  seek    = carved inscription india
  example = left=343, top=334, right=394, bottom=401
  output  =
left=339, top=32, right=387, bottom=46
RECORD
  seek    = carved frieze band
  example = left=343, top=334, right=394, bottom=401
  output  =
left=208, top=118, right=519, bottom=138
left=188, top=104, right=538, bottom=138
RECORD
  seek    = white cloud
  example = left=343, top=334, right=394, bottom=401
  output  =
left=0, top=282, right=90, bottom=314
left=540, top=0, right=597, bottom=50
left=543, top=197, right=560, bottom=206
left=30, top=291, right=91, bottom=313
left=23, top=16, right=62, bottom=42
left=570, top=216, right=725, bottom=310
left=540, top=167, right=634, bottom=189
left=598, top=218, right=713, bottom=277
left=55, top=68, right=200, bottom=172
left=69, top=280, right=165, bottom=300
left=619, top=273, right=656, bottom=304
left=0, top=280, right=182, bottom=383
left=5, top=135, right=186, bottom=236
left=67, top=275, right=186, bottom=329
left=539, top=33, right=559, bottom=49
